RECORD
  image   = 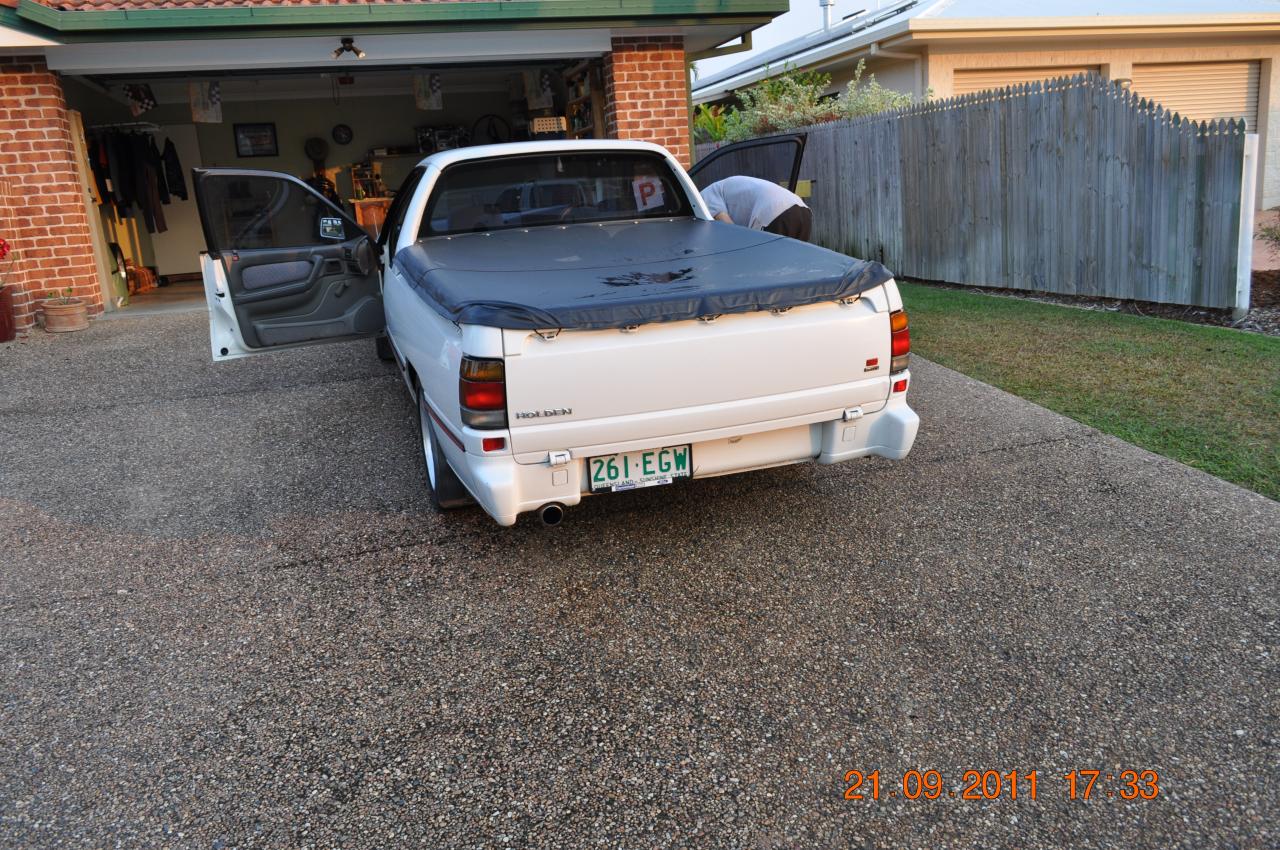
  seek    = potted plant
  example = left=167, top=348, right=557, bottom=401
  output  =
left=41, top=286, right=89, bottom=333
left=0, top=236, right=16, bottom=343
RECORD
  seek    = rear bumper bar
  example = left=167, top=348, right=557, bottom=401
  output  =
left=446, top=388, right=919, bottom=526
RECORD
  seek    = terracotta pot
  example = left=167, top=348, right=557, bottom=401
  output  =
left=0, top=286, right=14, bottom=343
left=41, top=297, right=89, bottom=333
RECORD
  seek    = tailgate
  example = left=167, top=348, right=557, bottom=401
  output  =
left=501, top=295, right=892, bottom=462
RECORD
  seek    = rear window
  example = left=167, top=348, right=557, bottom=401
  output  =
left=420, top=151, right=693, bottom=237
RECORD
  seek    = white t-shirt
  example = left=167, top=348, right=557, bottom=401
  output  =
left=700, top=176, right=806, bottom=230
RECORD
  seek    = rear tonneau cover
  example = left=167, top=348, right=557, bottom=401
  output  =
left=393, top=218, right=892, bottom=330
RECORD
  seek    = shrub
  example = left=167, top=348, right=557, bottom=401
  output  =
left=717, top=60, right=924, bottom=143
left=723, top=67, right=835, bottom=143
left=834, top=60, right=919, bottom=120
left=692, top=104, right=729, bottom=144
left=1258, top=223, right=1280, bottom=249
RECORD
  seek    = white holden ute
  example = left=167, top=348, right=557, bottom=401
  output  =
left=195, top=137, right=918, bottom=526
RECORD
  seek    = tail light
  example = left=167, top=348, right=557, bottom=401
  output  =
left=889, top=309, right=910, bottom=373
left=460, top=356, right=507, bottom=429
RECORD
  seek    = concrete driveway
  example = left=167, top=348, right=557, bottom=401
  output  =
left=1, top=313, right=1276, bottom=849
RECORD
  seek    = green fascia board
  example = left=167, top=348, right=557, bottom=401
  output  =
left=0, top=4, right=53, bottom=37
left=9, top=17, right=780, bottom=45
left=15, top=0, right=787, bottom=34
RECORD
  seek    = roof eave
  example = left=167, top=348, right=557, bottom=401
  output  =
left=693, top=19, right=914, bottom=99
left=13, top=0, right=786, bottom=35
left=906, top=13, right=1280, bottom=40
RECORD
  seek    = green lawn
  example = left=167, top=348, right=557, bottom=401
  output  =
left=898, top=282, right=1280, bottom=500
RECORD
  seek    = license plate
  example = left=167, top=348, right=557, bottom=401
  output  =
left=588, top=445, right=692, bottom=493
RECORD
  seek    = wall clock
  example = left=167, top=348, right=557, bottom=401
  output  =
left=331, top=123, right=354, bottom=145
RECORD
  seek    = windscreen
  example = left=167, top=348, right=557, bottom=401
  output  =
left=420, top=151, right=693, bottom=237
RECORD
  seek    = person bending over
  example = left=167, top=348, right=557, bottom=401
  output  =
left=700, top=175, right=812, bottom=242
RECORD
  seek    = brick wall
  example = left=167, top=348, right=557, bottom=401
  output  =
left=0, top=55, right=101, bottom=332
left=603, top=35, right=690, bottom=166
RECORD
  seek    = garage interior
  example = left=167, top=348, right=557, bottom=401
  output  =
left=60, top=57, right=607, bottom=316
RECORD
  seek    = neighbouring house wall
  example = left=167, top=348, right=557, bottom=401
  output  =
left=604, top=35, right=690, bottom=166
left=1263, top=58, right=1280, bottom=211
left=0, top=56, right=103, bottom=330
left=923, top=39, right=1280, bottom=208
left=826, top=56, right=920, bottom=98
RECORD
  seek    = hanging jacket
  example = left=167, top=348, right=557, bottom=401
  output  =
left=86, top=138, right=110, bottom=206
left=130, top=133, right=166, bottom=234
left=107, top=132, right=133, bottom=209
left=161, top=138, right=188, bottom=201
left=148, top=137, right=171, bottom=205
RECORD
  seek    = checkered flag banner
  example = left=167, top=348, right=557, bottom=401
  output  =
left=124, top=84, right=157, bottom=117
left=523, top=69, right=554, bottom=110
left=414, top=73, right=443, bottom=111
left=188, top=81, right=222, bottom=124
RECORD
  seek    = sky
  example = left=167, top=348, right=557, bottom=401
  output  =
left=694, top=0, right=861, bottom=80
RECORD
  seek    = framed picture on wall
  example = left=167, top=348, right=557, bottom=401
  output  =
left=233, top=123, right=278, bottom=157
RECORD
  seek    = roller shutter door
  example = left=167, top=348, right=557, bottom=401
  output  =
left=953, top=66, right=1099, bottom=95
left=1130, top=62, right=1260, bottom=129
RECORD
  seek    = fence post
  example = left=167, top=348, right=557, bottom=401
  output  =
left=1235, top=133, right=1259, bottom=320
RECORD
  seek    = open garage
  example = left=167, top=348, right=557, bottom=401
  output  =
left=0, top=0, right=777, bottom=330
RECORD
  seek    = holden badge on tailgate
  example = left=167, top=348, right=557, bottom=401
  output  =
left=515, top=407, right=573, bottom=420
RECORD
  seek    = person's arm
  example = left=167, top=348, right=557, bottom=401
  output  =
left=700, top=181, right=732, bottom=223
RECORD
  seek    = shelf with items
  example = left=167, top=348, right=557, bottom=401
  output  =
left=349, top=145, right=425, bottom=203
left=349, top=162, right=387, bottom=201
left=562, top=61, right=605, bottom=140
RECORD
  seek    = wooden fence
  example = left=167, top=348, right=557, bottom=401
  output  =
left=695, top=74, right=1256, bottom=311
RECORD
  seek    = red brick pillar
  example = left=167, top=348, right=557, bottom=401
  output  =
left=603, top=35, right=690, bottom=166
left=0, top=55, right=102, bottom=332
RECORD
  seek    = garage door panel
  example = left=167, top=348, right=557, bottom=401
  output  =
left=1130, top=61, right=1259, bottom=129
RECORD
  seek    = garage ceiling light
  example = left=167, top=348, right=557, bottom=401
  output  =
left=333, top=38, right=366, bottom=60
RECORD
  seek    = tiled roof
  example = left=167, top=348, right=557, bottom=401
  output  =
left=48, top=0, right=485, bottom=10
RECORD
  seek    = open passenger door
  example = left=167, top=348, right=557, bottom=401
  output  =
left=687, top=133, right=807, bottom=194
left=195, top=169, right=384, bottom=361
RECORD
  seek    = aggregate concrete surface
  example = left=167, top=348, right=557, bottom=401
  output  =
left=1, top=313, right=1276, bottom=850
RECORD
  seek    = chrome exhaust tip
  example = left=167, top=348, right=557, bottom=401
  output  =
left=539, top=503, right=566, bottom=527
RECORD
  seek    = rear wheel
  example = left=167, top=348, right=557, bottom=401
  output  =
left=416, top=382, right=474, bottom=510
